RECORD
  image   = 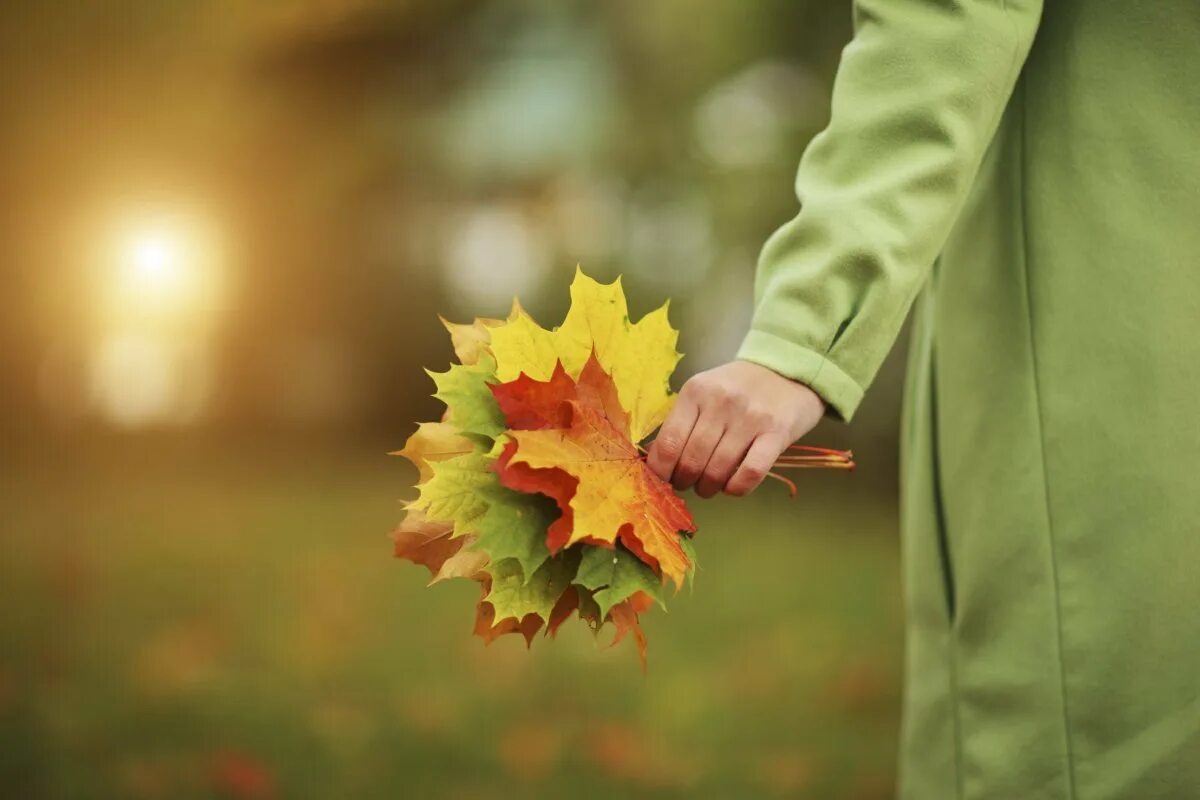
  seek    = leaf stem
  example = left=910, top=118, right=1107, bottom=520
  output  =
left=772, top=446, right=856, bottom=471
left=764, top=471, right=798, bottom=497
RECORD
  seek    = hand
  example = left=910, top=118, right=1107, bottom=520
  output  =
left=646, top=360, right=825, bottom=498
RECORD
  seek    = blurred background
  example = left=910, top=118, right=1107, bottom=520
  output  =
left=1, top=1, right=911, bottom=797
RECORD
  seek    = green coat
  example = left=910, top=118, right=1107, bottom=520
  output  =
left=736, top=2, right=1200, bottom=797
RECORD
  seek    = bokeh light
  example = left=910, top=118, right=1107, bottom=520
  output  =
left=89, top=214, right=225, bottom=427
left=128, top=232, right=187, bottom=298
left=103, top=217, right=223, bottom=324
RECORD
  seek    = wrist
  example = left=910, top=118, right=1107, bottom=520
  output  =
left=735, top=330, right=864, bottom=421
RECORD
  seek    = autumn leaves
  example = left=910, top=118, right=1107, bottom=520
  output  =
left=392, top=269, right=697, bottom=666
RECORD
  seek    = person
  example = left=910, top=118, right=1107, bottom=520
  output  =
left=645, top=2, right=1200, bottom=798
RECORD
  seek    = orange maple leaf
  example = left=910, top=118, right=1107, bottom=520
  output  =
left=472, top=580, right=544, bottom=646
left=491, top=355, right=696, bottom=588
left=390, top=510, right=489, bottom=584
left=608, top=590, right=655, bottom=671
left=547, top=585, right=585, bottom=637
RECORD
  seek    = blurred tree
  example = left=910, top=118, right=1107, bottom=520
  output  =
left=0, top=0, right=910, bottom=469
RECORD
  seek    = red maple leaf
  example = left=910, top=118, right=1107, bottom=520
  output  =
left=490, top=355, right=696, bottom=587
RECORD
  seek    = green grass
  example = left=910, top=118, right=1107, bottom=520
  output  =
left=0, top=440, right=902, bottom=799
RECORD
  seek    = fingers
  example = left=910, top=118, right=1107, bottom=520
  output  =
left=724, top=434, right=786, bottom=497
left=648, top=362, right=816, bottom=498
left=671, top=409, right=724, bottom=491
left=695, top=426, right=753, bottom=498
left=645, top=392, right=699, bottom=483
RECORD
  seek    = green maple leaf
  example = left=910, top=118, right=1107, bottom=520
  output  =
left=575, top=588, right=603, bottom=629
left=574, top=544, right=666, bottom=619
left=426, top=353, right=506, bottom=439
left=473, top=491, right=556, bottom=585
left=411, top=444, right=558, bottom=581
left=680, top=534, right=698, bottom=586
left=485, top=550, right=581, bottom=622
left=409, top=452, right=496, bottom=537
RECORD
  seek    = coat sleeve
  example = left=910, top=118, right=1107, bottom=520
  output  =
left=735, top=0, right=1042, bottom=420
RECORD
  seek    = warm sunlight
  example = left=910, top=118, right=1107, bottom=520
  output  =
left=108, top=224, right=216, bottom=321
left=131, top=232, right=180, bottom=284
left=88, top=214, right=225, bottom=427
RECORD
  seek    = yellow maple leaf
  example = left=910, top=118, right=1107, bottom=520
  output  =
left=439, top=315, right=502, bottom=367
left=488, top=268, right=681, bottom=442
left=391, top=421, right=476, bottom=484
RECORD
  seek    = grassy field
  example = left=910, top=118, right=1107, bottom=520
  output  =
left=1, top=438, right=903, bottom=799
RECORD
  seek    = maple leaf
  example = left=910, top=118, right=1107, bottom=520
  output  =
left=435, top=545, right=490, bottom=583
left=392, top=268, right=732, bottom=665
left=540, top=582, right=651, bottom=668
left=471, top=492, right=557, bottom=587
left=483, top=551, right=581, bottom=628
left=473, top=580, right=544, bottom=647
left=408, top=444, right=556, bottom=581
left=390, top=508, right=549, bottom=651
left=426, top=353, right=506, bottom=439
left=574, top=545, right=665, bottom=619
left=488, top=268, right=681, bottom=441
left=489, top=357, right=629, bottom=435
left=391, top=504, right=559, bottom=649
left=608, top=591, right=655, bottom=671
left=391, top=422, right=477, bottom=484
left=390, top=509, right=489, bottom=584
left=440, top=314, right=502, bottom=367
left=546, top=585, right=604, bottom=637
left=408, top=451, right=497, bottom=537
left=547, top=586, right=583, bottom=637
left=679, top=534, right=699, bottom=585
left=493, top=355, right=696, bottom=588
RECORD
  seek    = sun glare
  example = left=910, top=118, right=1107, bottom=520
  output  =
left=132, top=233, right=176, bottom=277
left=116, top=228, right=199, bottom=311
left=88, top=213, right=225, bottom=428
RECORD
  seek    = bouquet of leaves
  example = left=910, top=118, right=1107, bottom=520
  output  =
left=391, top=269, right=853, bottom=666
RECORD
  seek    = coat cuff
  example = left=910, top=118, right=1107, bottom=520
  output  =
left=735, top=328, right=865, bottom=422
